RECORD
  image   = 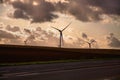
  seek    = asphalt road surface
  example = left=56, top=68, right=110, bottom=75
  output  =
left=0, top=60, right=120, bottom=80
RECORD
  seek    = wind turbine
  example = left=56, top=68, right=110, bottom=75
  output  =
left=82, top=33, right=97, bottom=48
left=85, top=39, right=96, bottom=48
left=52, top=22, right=72, bottom=48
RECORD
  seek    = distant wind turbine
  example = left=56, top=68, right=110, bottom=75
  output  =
left=82, top=33, right=97, bottom=48
left=85, top=39, right=96, bottom=48
left=52, top=22, right=72, bottom=48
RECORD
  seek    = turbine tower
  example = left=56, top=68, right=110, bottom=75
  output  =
left=52, top=22, right=72, bottom=48
left=82, top=33, right=97, bottom=48
left=85, top=39, right=96, bottom=48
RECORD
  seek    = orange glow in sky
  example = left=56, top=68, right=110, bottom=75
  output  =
left=0, top=0, right=120, bottom=49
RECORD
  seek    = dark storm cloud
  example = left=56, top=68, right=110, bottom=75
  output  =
left=107, top=33, right=120, bottom=48
left=56, top=0, right=120, bottom=22
left=6, top=0, right=58, bottom=23
left=13, top=9, right=29, bottom=19
left=87, top=0, right=120, bottom=15
left=4, top=0, right=120, bottom=22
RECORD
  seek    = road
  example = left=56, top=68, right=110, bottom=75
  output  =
left=0, top=60, right=120, bottom=80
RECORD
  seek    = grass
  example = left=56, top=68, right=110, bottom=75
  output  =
left=0, top=45, right=120, bottom=67
left=0, top=59, right=84, bottom=66
left=0, top=58, right=119, bottom=67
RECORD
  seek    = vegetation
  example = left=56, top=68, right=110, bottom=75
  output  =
left=1, top=58, right=120, bottom=67
left=0, top=44, right=120, bottom=66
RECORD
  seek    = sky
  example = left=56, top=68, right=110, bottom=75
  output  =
left=0, top=0, right=120, bottom=49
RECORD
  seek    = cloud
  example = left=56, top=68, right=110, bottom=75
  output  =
left=107, top=33, right=120, bottom=48
left=0, top=23, right=22, bottom=44
left=22, top=27, right=59, bottom=46
left=24, top=28, right=32, bottom=34
left=87, top=0, right=120, bottom=15
left=6, top=25, right=20, bottom=32
left=3, top=0, right=119, bottom=23
left=5, top=0, right=58, bottom=23
left=10, top=9, right=29, bottom=20
left=82, top=33, right=88, bottom=39
left=0, top=25, right=100, bottom=48
left=0, top=0, right=3, bottom=3
left=0, top=30, right=18, bottom=39
left=0, top=22, right=4, bottom=28
left=56, top=0, right=120, bottom=22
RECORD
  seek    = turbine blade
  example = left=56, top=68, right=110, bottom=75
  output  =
left=62, top=22, right=72, bottom=31
left=51, top=26, right=60, bottom=31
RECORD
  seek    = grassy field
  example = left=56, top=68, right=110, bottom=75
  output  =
left=1, top=58, right=120, bottom=67
left=0, top=44, right=120, bottom=64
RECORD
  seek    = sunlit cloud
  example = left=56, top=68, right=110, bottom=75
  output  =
left=10, top=0, right=16, bottom=2
left=45, top=0, right=68, bottom=3
left=32, top=1, right=39, bottom=6
left=20, top=0, right=24, bottom=2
